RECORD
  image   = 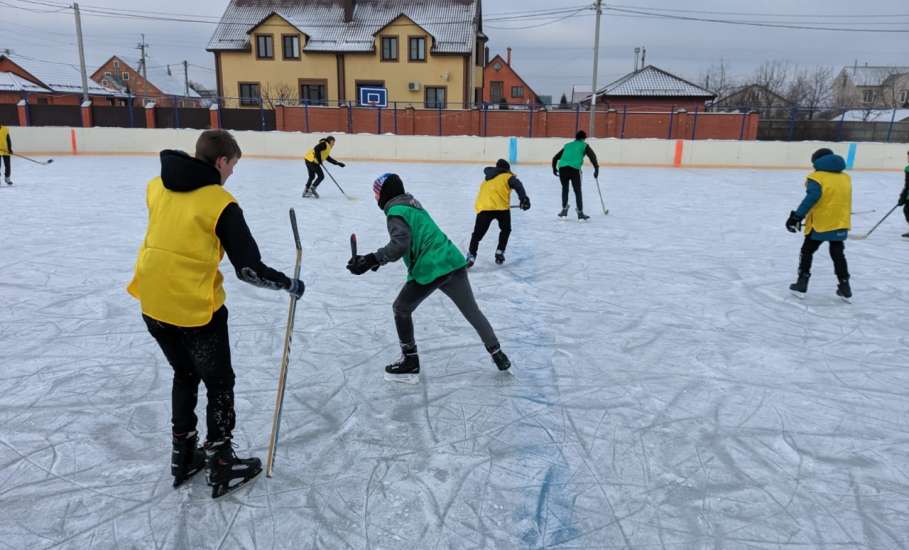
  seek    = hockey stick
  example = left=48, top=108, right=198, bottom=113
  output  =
left=594, top=176, right=608, bottom=215
left=350, top=233, right=357, bottom=259
left=266, top=208, right=303, bottom=478
left=851, top=209, right=877, bottom=215
left=322, top=165, right=356, bottom=201
left=12, top=153, right=53, bottom=165
left=850, top=204, right=899, bottom=240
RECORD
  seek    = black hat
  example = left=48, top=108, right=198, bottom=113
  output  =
left=495, top=159, right=511, bottom=172
left=811, top=148, right=834, bottom=163
left=374, top=173, right=405, bottom=209
left=575, top=130, right=587, bottom=140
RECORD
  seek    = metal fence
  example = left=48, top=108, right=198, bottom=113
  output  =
left=710, top=105, right=909, bottom=143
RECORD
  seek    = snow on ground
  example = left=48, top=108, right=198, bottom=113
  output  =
left=1, top=155, right=908, bottom=549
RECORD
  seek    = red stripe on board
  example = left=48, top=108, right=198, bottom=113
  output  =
left=673, top=140, right=683, bottom=167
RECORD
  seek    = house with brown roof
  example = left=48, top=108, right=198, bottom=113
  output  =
left=483, top=49, right=542, bottom=109
left=0, top=53, right=127, bottom=106
left=207, top=0, right=486, bottom=109
left=91, top=55, right=202, bottom=108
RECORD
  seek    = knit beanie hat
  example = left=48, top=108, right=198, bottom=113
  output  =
left=373, top=173, right=405, bottom=209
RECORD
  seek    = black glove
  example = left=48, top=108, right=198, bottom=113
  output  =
left=898, top=193, right=907, bottom=206
left=336, top=162, right=346, bottom=168
left=593, top=167, right=599, bottom=179
left=785, top=211, right=803, bottom=233
left=520, top=196, right=531, bottom=211
left=347, top=253, right=379, bottom=275
left=287, top=278, right=305, bottom=299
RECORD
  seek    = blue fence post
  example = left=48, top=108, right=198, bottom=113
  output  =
left=438, top=103, right=442, bottom=136
left=786, top=107, right=797, bottom=141
left=393, top=101, right=398, bottom=134
left=620, top=104, right=627, bottom=139
left=347, top=101, right=353, bottom=134
left=738, top=112, right=747, bottom=140
left=834, top=110, right=846, bottom=142
left=528, top=105, right=533, bottom=138
left=886, top=107, right=897, bottom=142
left=173, top=95, right=180, bottom=128
left=574, top=103, right=580, bottom=134
left=690, top=107, right=699, bottom=140
left=667, top=106, right=675, bottom=139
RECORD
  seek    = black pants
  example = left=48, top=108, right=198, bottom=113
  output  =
left=305, top=160, right=324, bottom=190
left=1, top=155, right=9, bottom=179
left=559, top=167, right=583, bottom=211
left=798, top=237, right=849, bottom=281
left=143, top=306, right=236, bottom=442
left=903, top=203, right=909, bottom=224
left=393, top=268, right=499, bottom=351
left=469, top=210, right=511, bottom=255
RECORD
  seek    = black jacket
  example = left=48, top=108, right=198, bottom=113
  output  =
left=310, top=140, right=342, bottom=166
left=159, top=150, right=290, bottom=291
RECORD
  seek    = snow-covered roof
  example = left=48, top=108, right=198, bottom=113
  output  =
left=1, top=54, right=124, bottom=97
left=595, top=65, right=714, bottom=98
left=841, top=66, right=909, bottom=87
left=834, top=109, right=909, bottom=122
left=0, top=71, right=52, bottom=94
left=207, top=0, right=478, bottom=54
left=108, top=55, right=201, bottom=98
left=570, top=84, right=591, bottom=103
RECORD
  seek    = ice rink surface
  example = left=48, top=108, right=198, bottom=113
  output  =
left=1, top=155, right=907, bottom=549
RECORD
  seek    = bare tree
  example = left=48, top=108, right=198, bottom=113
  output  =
left=751, top=60, right=791, bottom=99
left=786, top=66, right=834, bottom=119
left=700, top=59, right=735, bottom=100
left=262, top=82, right=297, bottom=108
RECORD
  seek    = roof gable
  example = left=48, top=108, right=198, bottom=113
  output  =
left=373, top=13, right=434, bottom=40
left=246, top=11, right=308, bottom=38
left=596, top=65, right=715, bottom=98
left=485, top=54, right=541, bottom=103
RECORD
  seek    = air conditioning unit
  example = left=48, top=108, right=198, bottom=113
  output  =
left=441, top=71, right=450, bottom=82
left=408, top=81, right=421, bottom=92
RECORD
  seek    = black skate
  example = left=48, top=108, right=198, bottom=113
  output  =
left=465, top=253, right=476, bottom=268
left=310, top=187, right=320, bottom=199
left=836, top=278, right=852, bottom=303
left=789, top=273, right=809, bottom=298
left=558, top=206, right=569, bottom=218
left=488, top=346, right=511, bottom=371
left=171, top=431, right=205, bottom=488
left=205, top=439, right=262, bottom=499
left=302, top=186, right=312, bottom=198
left=384, top=346, right=420, bottom=384
left=902, top=231, right=909, bottom=239
left=577, top=210, right=590, bottom=221
left=4, top=176, right=11, bottom=186
left=494, top=250, right=505, bottom=265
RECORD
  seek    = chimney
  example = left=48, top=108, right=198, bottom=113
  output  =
left=641, top=47, right=646, bottom=67
left=506, top=47, right=511, bottom=66
left=342, top=0, right=355, bottom=23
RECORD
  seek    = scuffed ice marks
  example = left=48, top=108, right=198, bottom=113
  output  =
left=0, top=156, right=907, bottom=548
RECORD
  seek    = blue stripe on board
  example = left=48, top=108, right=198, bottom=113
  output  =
left=508, top=137, right=518, bottom=164
left=846, top=143, right=857, bottom=169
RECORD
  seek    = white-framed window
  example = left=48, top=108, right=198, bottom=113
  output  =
left=862, top=89, right=875, bottom=103
left=282, top=35, right=300, bottom=59
left=122, top=72, right=129, bottom=81
left=104, top=71, right=111, bottom=77
left=899, top=89, right=908, bottom=104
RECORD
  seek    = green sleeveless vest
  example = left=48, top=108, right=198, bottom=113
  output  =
left=386, top=204, right=467, bottom=284
left=558, top=140, right=587, bottom=169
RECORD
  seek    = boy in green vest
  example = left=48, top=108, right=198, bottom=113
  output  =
left=347, top=173, right=511, bottom=384
left=0, top=123, right=12, bottom=185
left=552, top=130, right=599, bottom=220
left=129, top=129, right=305, bottom=497
left=898, top=150, right=909, bottom=239
left=785, top=148, right=852, bottom=301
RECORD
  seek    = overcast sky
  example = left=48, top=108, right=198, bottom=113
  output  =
left=2, top=0, right=907, bottom=99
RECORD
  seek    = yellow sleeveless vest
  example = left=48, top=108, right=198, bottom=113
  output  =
left=474, top=172, right=512, bottom=213
left=304, top=141, right=332, bottom=163
left=804, top=170, right=852, bottom=235
left=127, top=177, right=236, bottom=327
left=0, top=126, right=9, bottom=155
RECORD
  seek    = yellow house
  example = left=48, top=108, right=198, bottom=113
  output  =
left=207, top=0, right=486, bottom=109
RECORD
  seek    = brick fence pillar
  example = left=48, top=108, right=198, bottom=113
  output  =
left=145, top=102, right=156, bottom=129
left=674, top=109, right=689, bottom=140
left=605, top=109, right=618, bottom=138
left=274, top=104, right=285, bottom=131
left=16, top=99, right=29, bottom=126
left=80, top=100, right=93, bottom=128
left=209, top=103, right=220, bottom=129
left=747, top=111, right=760, bottom=140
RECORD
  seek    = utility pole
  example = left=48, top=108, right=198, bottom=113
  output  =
left=137, top=34, right=148, bottom=102
left=183, top=60, right=189, bottom=104
left=588, top=0, right=603, bottom=137
left=73, top=2, right=89, bottom=103
left=467, top=13, right=478, bottom=109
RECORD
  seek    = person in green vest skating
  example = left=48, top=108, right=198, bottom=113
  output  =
left=898, top=150, right=909, bottom=239
left=552, top=130, right=599, bottom=220
left=346, top=173, right=511, bottom=384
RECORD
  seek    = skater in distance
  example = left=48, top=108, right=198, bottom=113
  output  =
left=346, top=173, right=511, bottom=384
left=303, top=136, right=345, bottom=198
left=0, top=123, right=13, bottom=185
left=466, top=158, right=530, bottom=268
left=128, top=129, right=305, bottom=498
left=898, top=150, right=909, bottom=239
left=785, top=148, right=852, bottom=301
left=552, top=130, right=599, bottom=220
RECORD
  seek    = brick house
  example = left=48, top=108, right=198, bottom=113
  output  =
left=483, top=49, right=542, bottom=108
left=0, top=53, right=127, bottom=106
left=91, top=55, right=202, bottom=107
left=586, top=65, right=715, bottom=112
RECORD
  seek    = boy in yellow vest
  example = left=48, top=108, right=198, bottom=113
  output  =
left=0, top=123, right=12, bottom=185
left=786, top=148, right=852, bottom=300
left=302, top=135, right=345, bottom=198
left=466, top=159, right=530, bottom=267
left=128, top=129, right=305, bottom=498
left=898, top=150, right=909, bottom=239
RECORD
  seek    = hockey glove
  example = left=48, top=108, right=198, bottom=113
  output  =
left=552, top=168, right=559, bottom=177
left=347, top=253, right=380, bottom=275
left=520, top=196, right=531, bottom=211
left=785, top=211, right=803, bottom=233
left=287, top=278, right=305, bottom=299
left=898, top=193, right=907, bottom=206
left=336, top=162, right=346, bottom=168
left=593, top=167, right=599, bottom=179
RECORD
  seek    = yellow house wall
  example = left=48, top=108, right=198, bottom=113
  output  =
left=217, top=14, right=338, bottom=108
left=343, top=15, right=467, bottom=108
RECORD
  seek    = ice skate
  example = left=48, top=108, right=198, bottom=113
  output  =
left=465, top=253, right=476, bottom=268
left=4, top=176, right=11, bottom=186
left=836, top=278, right=852, bottom=303
left=205, top=439, right=262, bottom=499
left=789, top=273, right=809, bottom=298
left=558, top=206, right=569, bottom=218
left=577, top=210, right=590, bottom=221
left=384, top=346, right=420, bottom=384
left=902, top=231, right=909, bottom=239
left=302, top=186, right=312, bottom=198
left=489, top=347, right=511, bottom=371
left=310, top=187, right=320, bottom=199
left=494, top=250, right=505, bottom=265
left=171, top=431, right=205, bottom=488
